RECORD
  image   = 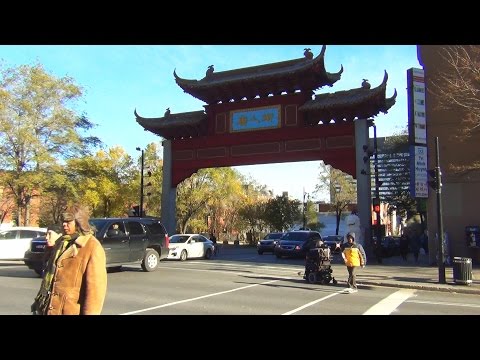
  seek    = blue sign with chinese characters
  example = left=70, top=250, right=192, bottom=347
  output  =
left=230, top=105, right=281, bottom=132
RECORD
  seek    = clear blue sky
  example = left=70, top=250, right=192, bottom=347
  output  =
left=0, top=45, right=420, bottom=201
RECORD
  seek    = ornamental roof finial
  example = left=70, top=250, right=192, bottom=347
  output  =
left=362, top=79, right=371, bottom=89
left=206, top=65, right=214, bottom=77
left=304, top=48, right=313, bottom=60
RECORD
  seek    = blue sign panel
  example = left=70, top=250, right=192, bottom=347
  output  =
left=230, top=105, right=281, bottom=133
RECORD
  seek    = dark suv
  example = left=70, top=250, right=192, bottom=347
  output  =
left=274, top=230, right=322, bottom=258
left=24, top=217, right=169, bottom=275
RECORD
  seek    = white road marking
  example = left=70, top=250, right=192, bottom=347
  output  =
left=282, top=289, right=348, bottom=315
left=363, top=289, right=416, bottom=315
left=163, top=260, right=303, bottom=272
left=120, top=279, right=280, bottom=315
left=160, top=262, right=304, bottom=277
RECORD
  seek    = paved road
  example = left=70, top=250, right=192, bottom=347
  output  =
left=1, top=246, right=480, bottom=315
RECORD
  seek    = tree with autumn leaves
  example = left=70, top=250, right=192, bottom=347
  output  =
left=0, top=62, right=101, bottom=225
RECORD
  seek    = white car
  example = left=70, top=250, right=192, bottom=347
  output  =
left=0, top=226, right=48, bottom=260
left=167, top=234, right=214, bottom=261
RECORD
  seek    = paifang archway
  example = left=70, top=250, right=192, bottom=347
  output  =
left=136, top=46, right=397, bottom=245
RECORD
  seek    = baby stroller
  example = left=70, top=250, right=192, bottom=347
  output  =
left=303, top=241, right=337, bottom=285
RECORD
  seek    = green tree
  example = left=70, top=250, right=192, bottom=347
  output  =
left=263, top=195, right=301, bottom=232
left=236, top=180, right=271, bottom=239
left=0, top=62, right=101, bottom=225
left=314, top=162, right=356, bottom=235
left=140, top=142, right=163, bottom=217
left=205, top=168, right=245, bottom=240
left=37, top=164, right=78, bottom=226
left=305, top=199, right=324, bottom=232
left=176, top=169, right=214, bottom=234
left=65, top=147, right=137, bottom=217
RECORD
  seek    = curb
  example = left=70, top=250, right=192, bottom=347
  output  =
left=358, top=280, right=480, bottom=295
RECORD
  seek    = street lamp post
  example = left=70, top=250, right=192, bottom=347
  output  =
left=433, top=137, right=446, bottom=284
left=302, top=189, right=309, bottom=229
left=136, top=147, right=144, bottom=217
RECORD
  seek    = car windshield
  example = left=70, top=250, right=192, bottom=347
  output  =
left=169, top=235, right=190, bottom=243
left=281, top=232, right=309, bottom=241
left=89, top=219, right=109, bottom=235
left=323, top=235, right=342, bottom=242
left=265, top=233, right=283, bottom=240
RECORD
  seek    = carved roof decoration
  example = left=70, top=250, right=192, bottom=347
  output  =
left=299, top=71, right=397, bottom=122
left=134, top=109, right=207, bottom=140
left=136, top=49, right=397, bottom=140
left=174, top=45, right=343, bottom=104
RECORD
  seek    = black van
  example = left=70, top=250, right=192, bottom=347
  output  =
left=24, top=217, right=169, bottom=276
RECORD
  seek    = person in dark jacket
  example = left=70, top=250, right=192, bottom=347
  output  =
left=399, top=233, right=409, bottom=261
left=341, top=232, right=366, bottom=293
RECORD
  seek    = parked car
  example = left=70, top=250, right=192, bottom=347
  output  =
left=257, top=232, right=285, bottom=255
left=274, top=230, right=322, bottom=258
left=167, top=234, right=214, bottom=261
left=23, top=217, right=169, bottom=275
left=0, top=226, right=47, bottom=260
left=322, top=234, right=344, bottom=253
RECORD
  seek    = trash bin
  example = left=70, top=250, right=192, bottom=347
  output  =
left=452, top=257, right=473, bottom=285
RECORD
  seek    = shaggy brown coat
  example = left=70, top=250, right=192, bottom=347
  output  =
left=46, top=234, right=107, bottom=315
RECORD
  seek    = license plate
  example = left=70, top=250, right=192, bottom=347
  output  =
left=35, top=244, right=46, bottom=251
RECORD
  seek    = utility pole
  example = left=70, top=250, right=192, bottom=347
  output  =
left=136, top=147, right=144, bottom=217
left=428, top=137, right=445, bottom=284
left=303, top=189, right=309, bottom=229
left=373, top=124, right=381, bottom=244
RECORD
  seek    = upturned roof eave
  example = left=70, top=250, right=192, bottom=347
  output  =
left=173, top=46, right=343, bottom=102
left=299, top=71, right=395, bottom=112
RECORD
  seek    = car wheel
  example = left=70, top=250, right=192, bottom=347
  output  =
left=141, top=249, right=159, bottom=272
left=33, top=268, right=43, bottom=277
left=307, top=272, right=317, bottom=283
left=204, top=248, right=212, bottom=259
left=180, top=250, right=188, bottom=261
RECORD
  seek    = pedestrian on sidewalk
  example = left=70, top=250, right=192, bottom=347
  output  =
left=400, top=233, right=409, bottom=261
left=341, top=232, right=366, bottom=293
left=409, top=233, right=421, bottom=263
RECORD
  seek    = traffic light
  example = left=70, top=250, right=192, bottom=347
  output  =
left=428, top=168, right=441, bottom=191
left=373, top=197, right=380, bottom=213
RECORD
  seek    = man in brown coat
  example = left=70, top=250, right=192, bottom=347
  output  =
left=32, top=204, right=107, bottom=315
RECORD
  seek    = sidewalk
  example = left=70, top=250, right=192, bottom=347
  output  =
left=218, top=244, right=480, bottom=294
left=349, top=253, right=480, bottom=295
